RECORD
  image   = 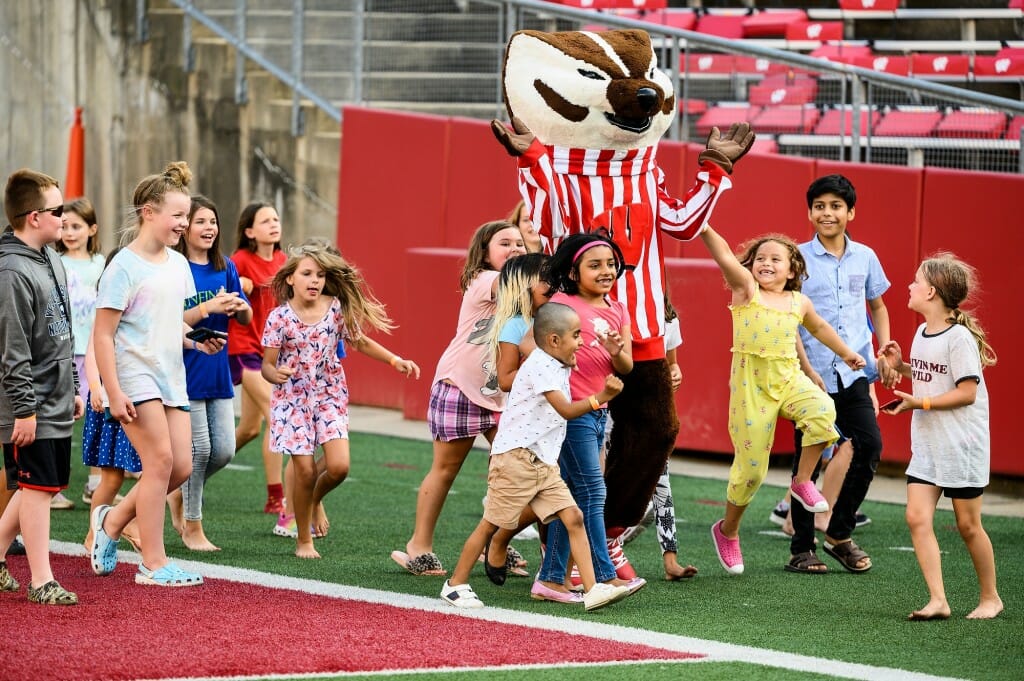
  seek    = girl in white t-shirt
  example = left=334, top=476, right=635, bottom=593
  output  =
left=89, top=162, right=224, bottom=588
left=392, top=221, right=526, bottom=576
left=878, top=253, right=1001, bottom=621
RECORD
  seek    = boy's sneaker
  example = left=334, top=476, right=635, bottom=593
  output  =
left=89, top=504, right=119, bottom=576
left=606, top=536, right=637, bottom=580
left=855, top=512, right=872, bottom=528
left=440, top=580, right=484, bottom=608
left=769, top=501, right=789, bottom=526
left=50, top=492, right=75, bottom=510
left=0, top=560, right=19, bottom=592
left=790, top=480, right=829, bottom=513
left=273, top=513, right=298, bottom=538
left=27, top=580, right=78, bottom=605
left=583, top=582, right=630, bottom=612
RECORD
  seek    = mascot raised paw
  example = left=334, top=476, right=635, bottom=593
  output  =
left=493, top=28, right=754, bottom=578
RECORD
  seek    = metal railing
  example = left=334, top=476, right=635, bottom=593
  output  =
left=161, top=0, right=1024, bottom=172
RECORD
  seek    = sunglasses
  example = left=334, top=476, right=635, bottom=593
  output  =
left=14, top=205, right=64, bottom=219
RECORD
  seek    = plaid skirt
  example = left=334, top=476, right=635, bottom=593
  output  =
left=427, top=381, right=498, bottom=442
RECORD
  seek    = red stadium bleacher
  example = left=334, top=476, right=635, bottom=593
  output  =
left=935, top=110, right=1008, bottom=139
left=552, top=0, right=667, bottom=8
left=1007, top=115, right=1024, bottom=140
left=873, top=109, right=943, bottom=136
left=850, top=54, right=910, bottom=76
left=742, top=10, right=807, bottom=38
left=814, top=107, right=882, bottom=135
left=973, top=54, right=1024, bottom=77
left=748, top=78, right=818, bottom=106
left=679, top=98, right=708, bottom=116
left=695, top=13, right=748, bottom=39
left=695, top=104, right=762, bottom=136
left=810, top=43, right=873, bottom=65
left=734, top=55, right=775, bottom=75
left=911, top=53, right=970, bottom=78
left=751, top=104, right=821, bottom=134
left=785, top=20, right=843, bottom=42
left=838, top=0, right=898, bottom=10
left=747, top=136, right=779, bottom=155
left=606, top=8, right=697, bottom=30
left=684, top=53, right=736, bottom=75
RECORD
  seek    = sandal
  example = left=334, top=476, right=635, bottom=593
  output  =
left=823, top=539, right=872, bottom=573
left=390, top=550, right=446, bottom=576
left=135, top=562, right=203, bottom=587
left=785, top=551, right=829, bottom=574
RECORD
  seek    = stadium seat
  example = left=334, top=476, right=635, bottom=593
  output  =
left=742, top=10, right=807, bottom=38
left=1007, top=115, right=1024, bottom=140
left=747, top=136, right=779, bottom=155
left=679, top=98, right=708, bottom=116
left=810, top=43, right=873, bottom=65
left=973, top=54, right=1024, bottom=77
left=696, top=13, right=748, bottom=39
left=850, top=55, right=910, bottom=76
left=552, top=0, right=668, bottom=8
left=1009, top=0, right=1023, bottom=9
left=911, top=54, right=970, bottom=78
left=684, top=53, right=736, bottom=75
left=814, top=107, right=883, bottom=135
left=734, top=56, right=775, bottom=75
left=838, top=0, right=898, bottom=10
left=785, top=21, right=843, bottom=42
left=606, top=8, right=696, bottom=30
left=695, top=104, right=762, bottom=137
left=749, top=84, right=817, bottom=106
left=935, top=110, right=1008, bottom=139
left=873, top=109, right=943, bottom=137
left=752, top=105, right=821, bottom=134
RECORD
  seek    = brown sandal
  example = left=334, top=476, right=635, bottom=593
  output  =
left=824, top=539, right=872, bottom=573
left=784, top=551, right=828, bottom=574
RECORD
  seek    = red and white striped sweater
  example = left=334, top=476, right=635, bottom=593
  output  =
left=517, top=140, right=732, bottom=360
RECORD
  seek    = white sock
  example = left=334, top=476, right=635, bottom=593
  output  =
left=87, top=475, right=101, bottom=491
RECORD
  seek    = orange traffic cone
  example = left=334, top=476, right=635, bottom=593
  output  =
left=65, top=107, right=84, bottom=200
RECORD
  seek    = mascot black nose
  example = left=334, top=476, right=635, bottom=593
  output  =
left=636, top=87, right=659, bottom=114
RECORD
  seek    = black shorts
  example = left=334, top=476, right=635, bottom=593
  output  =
left=3, top=438, right=72, bottom=493
left=906, top=475, right=984, bottom=500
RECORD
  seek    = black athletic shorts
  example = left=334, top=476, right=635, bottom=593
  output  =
left=906, top=475, right=984, bottom=500
left=3, top=438, right=72, bottom=493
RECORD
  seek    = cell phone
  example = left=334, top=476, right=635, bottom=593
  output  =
left=879, top=398, right=902, bottom=411
left=186, top=327, right=228, bottom=343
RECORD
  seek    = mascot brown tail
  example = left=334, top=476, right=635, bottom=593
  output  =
left=604, top=359, right=680, bottom=533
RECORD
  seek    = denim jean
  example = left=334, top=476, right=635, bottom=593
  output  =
left=790, top=377, right=882, bottom=554
left=538, top=409, right=617, bottom=584
left=182, top=398, right=236, bottom=521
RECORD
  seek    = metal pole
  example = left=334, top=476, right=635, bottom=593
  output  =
left=136, top=0, right=149, bottom=43
left=235, top=0, right=248, bottom=104
left=353, top=0, right=365, bottom=105
left=671, top=36, right=682, bottom=142
left=850, top=73, right=862, bottom=164
left=183, top=0, right=194, bottom=72
left=291, top=0, right=305, bottom=136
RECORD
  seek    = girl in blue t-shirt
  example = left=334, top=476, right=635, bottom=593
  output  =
left=168, top=195, right=252, bottom=551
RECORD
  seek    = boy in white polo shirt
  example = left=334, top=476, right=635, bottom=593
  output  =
left=440, top=302, right=630, bottom=612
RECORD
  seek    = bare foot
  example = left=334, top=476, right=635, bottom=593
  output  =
left=182, top=521, right=221, bottom=552
left=908, top=600, right=951, bottom=621
left=966, top=598, right=1003, bottom=620
left=295, top=541, right=321, bottom=559
left=313, top=503, right=329, bottom=538
left=83, top=535, right=92, bottom=552
left=665, top=561, right=698, bottom=581
left=167, top=490, right=184, bottom=537
left=782, top=511, right=794, bottom=537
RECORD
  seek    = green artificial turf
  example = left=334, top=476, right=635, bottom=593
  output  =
left=50, top=426, right=1021, bottom=681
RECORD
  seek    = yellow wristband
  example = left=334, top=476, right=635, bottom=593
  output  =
left=390, top=355, right=401, bottom=368
left=922, top=396, right=931, bottom=411
left=588, top=395, right=600, bottom=410
left=199, top=302, right=209, bottom=318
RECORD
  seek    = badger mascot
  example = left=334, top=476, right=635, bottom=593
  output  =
left=492, top=28, right=754, bottom=577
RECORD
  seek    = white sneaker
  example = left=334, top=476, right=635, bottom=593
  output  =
left=583, top=582, right=630, bottom=612
left=515, top=524, right=540, bottom=541
left=440, top=580, right=484, bottom=608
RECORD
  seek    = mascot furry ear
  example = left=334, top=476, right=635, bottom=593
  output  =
left=492, top=28, right=755, bottom=552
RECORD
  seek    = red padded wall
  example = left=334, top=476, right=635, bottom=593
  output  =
left=920, top=168, right=1022, bottom=476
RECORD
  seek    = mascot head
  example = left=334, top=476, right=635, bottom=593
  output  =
left=502, top=29, right=675, bottom=151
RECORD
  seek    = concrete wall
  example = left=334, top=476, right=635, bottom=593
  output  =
left=0, top=0, right=338, bottom=250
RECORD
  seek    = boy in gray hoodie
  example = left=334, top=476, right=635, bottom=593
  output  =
left=0, top=168, right=84, bottom=605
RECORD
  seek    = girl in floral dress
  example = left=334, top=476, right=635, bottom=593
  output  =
left=261, top=241, right=419, bottom=559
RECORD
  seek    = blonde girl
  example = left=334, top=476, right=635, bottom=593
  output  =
left=393, top=221, right=526, bottom=576
left=262, top=241, right=419, bottom=559
left=57, top=197, right=106, bottom=509
left=699, top=226, right=864, bottom=575
left=878, top=253, right=1001, bottom=620
left=90, top=161, right=225, bottom=587
left=488, top=252, right=551, bottom=392
left=229, top=202, right=287, bottom=515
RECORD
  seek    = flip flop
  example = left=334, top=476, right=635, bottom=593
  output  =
left=784, top=551, right=829, bottom=574
left=390, top=550, right=446, bottom=576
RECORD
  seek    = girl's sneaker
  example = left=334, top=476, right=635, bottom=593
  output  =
left=583, top=583, right=630, bottom=612
left=273, top=513, right=298, bottom=538
left=790, top=480, right=829, bottom=513
left=440, top=580, right=484, bottom=608
left=711, top=520, right=744, bottom=575
left=27, top=580, right=78, bottom=605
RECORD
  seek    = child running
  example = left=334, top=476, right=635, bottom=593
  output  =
left=169, top=194, right=252, bottom=551
left=393, top=221, right=525, bottom=576
left=531, top=233, right=643, bottom=597
left=90, top=161, right=224, bottom=587
left=262, top=240, right=419, bottom=559
left=440, top=302, right=631, bottom=612
left=698, top=225, right=865, bottom=575
left=877, top=253, right=1002, bottom=620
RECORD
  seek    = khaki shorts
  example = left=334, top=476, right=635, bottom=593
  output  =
left=483, top=448, right=576, bottom=529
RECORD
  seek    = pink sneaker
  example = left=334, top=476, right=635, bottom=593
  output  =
left=606, top=535, right=637, bottom=580
left=790, top=480, right=829, bottom=513
left=711, top=520, right=744, bottom=575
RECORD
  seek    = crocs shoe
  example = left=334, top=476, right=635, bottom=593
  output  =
left=790, top=480, right=829, bottom=513
left=135, top=562, right=203, bottom=587
left=530, top=581, right=583, bottom=604
left=27, top=580, right=78, bottom=605
left=273, top=513, right=298, bottom=538
left=440, top=580, right=484, bottom=608
left=90, top=505, right=119, bottom=576
left=0, top=560, right=19, bottom=592
left=606, top=535, right=637, bottom=580
left=711, top=520, right=744, bottom=575
left=583, top=582, right=630, bottom=612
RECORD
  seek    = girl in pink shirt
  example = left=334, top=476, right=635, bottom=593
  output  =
left=392, top=221, right=526, bottom=576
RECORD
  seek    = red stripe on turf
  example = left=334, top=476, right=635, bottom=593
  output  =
left=1, top=555, right=700, bottom=680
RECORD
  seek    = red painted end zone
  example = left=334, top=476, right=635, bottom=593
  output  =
left=1, top=555, right=701, bottom=680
